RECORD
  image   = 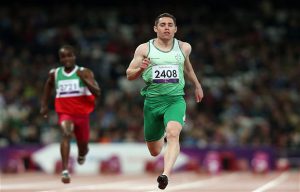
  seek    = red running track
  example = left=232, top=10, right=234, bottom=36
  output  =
left=1, top=171, right=299, bottom=192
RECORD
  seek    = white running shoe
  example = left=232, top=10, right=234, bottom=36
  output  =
left=61, top=170, right=70, bottom=184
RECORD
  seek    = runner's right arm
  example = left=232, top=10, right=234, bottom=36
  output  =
left=126, top=43, right=149, bottom=80
left=40, top=69, right=55, bottom=118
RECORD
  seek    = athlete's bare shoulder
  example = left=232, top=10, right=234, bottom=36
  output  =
left=78, top=66, right=91, bottom=73
left=46, top=68, right=56, bottom=82
left=135, top=42, right=149, bottom=57
left=49, top=68, right=56, bottom=74
left=76, top=67, right=95, bottom=79
left=48, top=68, right=56, bottom=79
left=178, top=40, right=192, bottom=56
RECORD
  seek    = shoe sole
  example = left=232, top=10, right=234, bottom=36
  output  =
left=78, top=148, right=89, bottom=165
left=157, top=175, right=168, bottom=190
left=61, top=177, right=70, bottom=184
left=77, top=157, right=85, bottom=165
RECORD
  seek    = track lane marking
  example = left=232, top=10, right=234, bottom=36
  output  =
left=252, top=172, right=290, bottom=192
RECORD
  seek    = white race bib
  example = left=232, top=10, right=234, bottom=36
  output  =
left=57, top=79, right=80, bottom=95
left=152, top=64, right=179, bottom=83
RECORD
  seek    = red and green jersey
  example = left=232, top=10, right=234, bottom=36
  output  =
left=53, top=65, right=95, bottom=115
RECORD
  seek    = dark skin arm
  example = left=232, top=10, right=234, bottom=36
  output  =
left=76, top=68, right=101, bottom=97
left=40, top=71, right=55, bottom=118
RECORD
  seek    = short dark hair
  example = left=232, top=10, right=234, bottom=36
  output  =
left=59, top=45, right=77, bottom=55
left=154, top=13, right=176, bottom=26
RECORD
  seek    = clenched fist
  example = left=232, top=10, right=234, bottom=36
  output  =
left=140, top=58, right=151, bottom=70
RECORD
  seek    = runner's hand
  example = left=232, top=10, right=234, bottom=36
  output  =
left=40, top=106, right=48, bottom=118
left=140, top=58, right=150, bottom=70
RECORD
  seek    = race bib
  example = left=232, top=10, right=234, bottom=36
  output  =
left=58, top=79, right=80, bottom=95
left=152, top=64, right=179, bottom=83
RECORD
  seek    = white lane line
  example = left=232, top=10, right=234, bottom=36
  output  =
left=1, top=175, right=48, bottom=183
left=36, top=174, right=237, bottom=192
left=36, top=191, right=57, bottom=192
left=2, top=181, right=59, bottom=190
left=146, top=173, right=239, bottom=192
left=252, top=172, right=290, bottom=192
left=58, top=178, right=151, bottom=191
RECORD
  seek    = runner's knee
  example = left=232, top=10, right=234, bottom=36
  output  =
left=166, top=129, right=180, bottom=139
left=147, top=140, right=164, bottom=156
left=149, top=148, right=161, bottom=157
left=166, top=122, right=182, bottom=140
left=61, top=120, right=74, bottom=137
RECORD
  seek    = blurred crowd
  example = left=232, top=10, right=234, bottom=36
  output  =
left=0, top=1, right=299, bottom=150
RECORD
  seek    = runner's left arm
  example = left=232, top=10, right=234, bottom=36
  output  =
left=77, top=68, right=101, bottom=97
left=183, top=42, right=204, bottom=103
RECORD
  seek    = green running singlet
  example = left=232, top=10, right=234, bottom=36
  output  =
left=141, top=38, right=187, bottom=141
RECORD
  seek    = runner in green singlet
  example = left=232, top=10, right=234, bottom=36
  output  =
left=126, top=13, right=204, bottom=190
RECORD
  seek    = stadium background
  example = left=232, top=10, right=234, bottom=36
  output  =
left=0, top=0, right=299, bottom=175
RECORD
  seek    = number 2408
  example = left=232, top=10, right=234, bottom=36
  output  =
left=154, top=70, right=177, bottom=78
